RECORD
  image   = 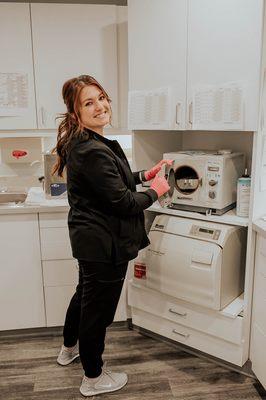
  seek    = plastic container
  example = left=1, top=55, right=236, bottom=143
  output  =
left=134, top=249, right=147, bottom=280
left=236, top=169, right=251, bottom=217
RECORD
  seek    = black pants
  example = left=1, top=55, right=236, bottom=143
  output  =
left=63, top=260, right=128, bottom=378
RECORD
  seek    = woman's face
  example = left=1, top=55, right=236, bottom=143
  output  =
left=79, top=84, right=111, bottom=134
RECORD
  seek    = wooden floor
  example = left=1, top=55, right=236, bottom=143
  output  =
left=0, top=324, right=266, bottom=400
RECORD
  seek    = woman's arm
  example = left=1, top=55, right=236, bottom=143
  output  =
left=82, top=147, right=158, bottom=216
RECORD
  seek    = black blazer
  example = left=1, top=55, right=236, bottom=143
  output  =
left=66, top=128, right=158, bottom=263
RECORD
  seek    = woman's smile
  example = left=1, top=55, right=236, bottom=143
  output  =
left=94, top=111, right=107, bottom=119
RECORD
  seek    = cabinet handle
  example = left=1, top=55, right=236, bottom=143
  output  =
left=40, top=107, right=46, bottom=126
left=260, top=70, right=266, bottom=130
left=175, top=102, right=181, bottom=125
left=261, top=112, right=264, bottom=131
left=172, top=329, right=190, bottom=338
left=188, top=101, right=193, bottom=126
left=169, top=308, right=187, bottom=317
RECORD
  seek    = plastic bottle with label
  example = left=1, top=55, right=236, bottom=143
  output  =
left=133, top=248, right=147, bottom=281
left=236, top=169, right=251, bottom=217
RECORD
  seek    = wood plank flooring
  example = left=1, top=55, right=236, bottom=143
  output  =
left=0, top=324, right=266, bottom=400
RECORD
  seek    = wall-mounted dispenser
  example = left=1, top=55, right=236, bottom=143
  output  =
left=0, top=138, right=42, bottom=164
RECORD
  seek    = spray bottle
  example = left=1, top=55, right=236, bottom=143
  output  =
left=236, top=168, right=251, bottom=217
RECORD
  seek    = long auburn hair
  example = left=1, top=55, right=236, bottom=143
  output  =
left=53, top=75, right=112, bottom=177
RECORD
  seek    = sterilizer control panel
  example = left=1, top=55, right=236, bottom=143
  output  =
left=190, top=225, right=221, bottom=240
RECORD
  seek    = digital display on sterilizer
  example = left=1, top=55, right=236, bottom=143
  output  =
left=199, top=228, right=214, bottom=234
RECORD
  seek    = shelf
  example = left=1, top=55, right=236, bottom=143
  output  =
left=220, top=294, right=244, bottom=319
left=147, top=203, right=249, bottom=227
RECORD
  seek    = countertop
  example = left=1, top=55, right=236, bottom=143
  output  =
left=0, top=199, right=69, bottom=215
left=253, top=217, right=266, bottom=238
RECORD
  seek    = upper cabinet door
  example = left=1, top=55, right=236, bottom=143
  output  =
left=128, top=0, right=187, bottom=130
left=31, top=4, right=118, bottom=129
left=0, top=3, right=37, bottom=130
left=187, top=0, right=263, bottom=131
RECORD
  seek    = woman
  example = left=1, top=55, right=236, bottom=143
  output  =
left=53, top=75, right=171, bottom=397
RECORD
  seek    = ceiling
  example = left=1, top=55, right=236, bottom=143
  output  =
left=1, top=0, right=127, bottom=4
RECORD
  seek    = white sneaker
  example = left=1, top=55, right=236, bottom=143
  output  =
left=79, top=367, right=128, bottom=397
left=57, top=344, right=79, bottom=366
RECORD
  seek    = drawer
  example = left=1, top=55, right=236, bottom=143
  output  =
left=44, top=279, right=127, bottom=327
left=44, top=285, right=75, bottom=327
left=40, top=226, right=72, bottom=260
left=132, top=308, right=244, bottom=366
left=39, top=212, right=68, bottom=228
left=128, top=281, right=243, bottom=345
left=42, top=260, right=78, bottom=286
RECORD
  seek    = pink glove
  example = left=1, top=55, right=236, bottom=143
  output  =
left=144, top=159, right=173, bottom=181
left=150, top=175, right=170, bottom=198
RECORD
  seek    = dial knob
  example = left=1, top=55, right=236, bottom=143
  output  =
left=209, top=179, right=218, bottom=186
left=209, top=191, right=216, bottom=199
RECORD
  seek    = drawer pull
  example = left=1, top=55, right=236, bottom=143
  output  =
left=169, top=308, right=187, bottom=317
left=172, top=329, right=190, bottom=339
left=188, top=101, right=193, bottom=125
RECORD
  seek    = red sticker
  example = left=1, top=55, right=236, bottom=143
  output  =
left=12, top=150, right=28, bottom=159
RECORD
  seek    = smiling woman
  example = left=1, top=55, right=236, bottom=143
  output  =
left=52, top=74, right=170, bottom=397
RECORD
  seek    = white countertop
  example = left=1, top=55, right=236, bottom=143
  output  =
left=253, top=217, right=266, bottom=238
left=0, top=200, right=69, bottom=215
left=148, top=203, right=249, bottom=227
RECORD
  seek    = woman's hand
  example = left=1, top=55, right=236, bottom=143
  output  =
left=150, top=175, right=170, bottom=198
left=144, top=159, right=173, bottom=181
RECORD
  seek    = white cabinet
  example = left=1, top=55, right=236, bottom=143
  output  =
left=128, top=0, right=263, bottom=131
left=250, top=234, right=266, bottom=388
left=187, top=0, right=263, bottom=131
left=0, top=3, right=37, bottom=130
left=128, top=0, right=187, bottom=130
left=129, top=281, right=244, bottom=365
left=0, top=214, right=45, bottom=330
left=129, top=281, right=243, bottom=344
left=39, top=212, right=128, bottom=326
left=39, top=212, right=78, bottom=327
left=42, top=260, right=79, bottom=327
left=31, top=3, right=118, bottom=129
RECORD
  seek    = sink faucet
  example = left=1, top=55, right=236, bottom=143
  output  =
left=30, top=160, right=41, bottom=167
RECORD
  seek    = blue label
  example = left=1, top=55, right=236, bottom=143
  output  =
left=238, top=178, right=251, bottom=186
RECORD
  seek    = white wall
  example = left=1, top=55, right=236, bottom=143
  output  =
left=0, top=137, right=43, bottom=191
left=182, top=130, right=253, bottom=173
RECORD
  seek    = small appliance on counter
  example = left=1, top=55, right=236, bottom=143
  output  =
left=162, top=150, right=245, bottom=215
left=43, top=152, right=67, bottom=197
